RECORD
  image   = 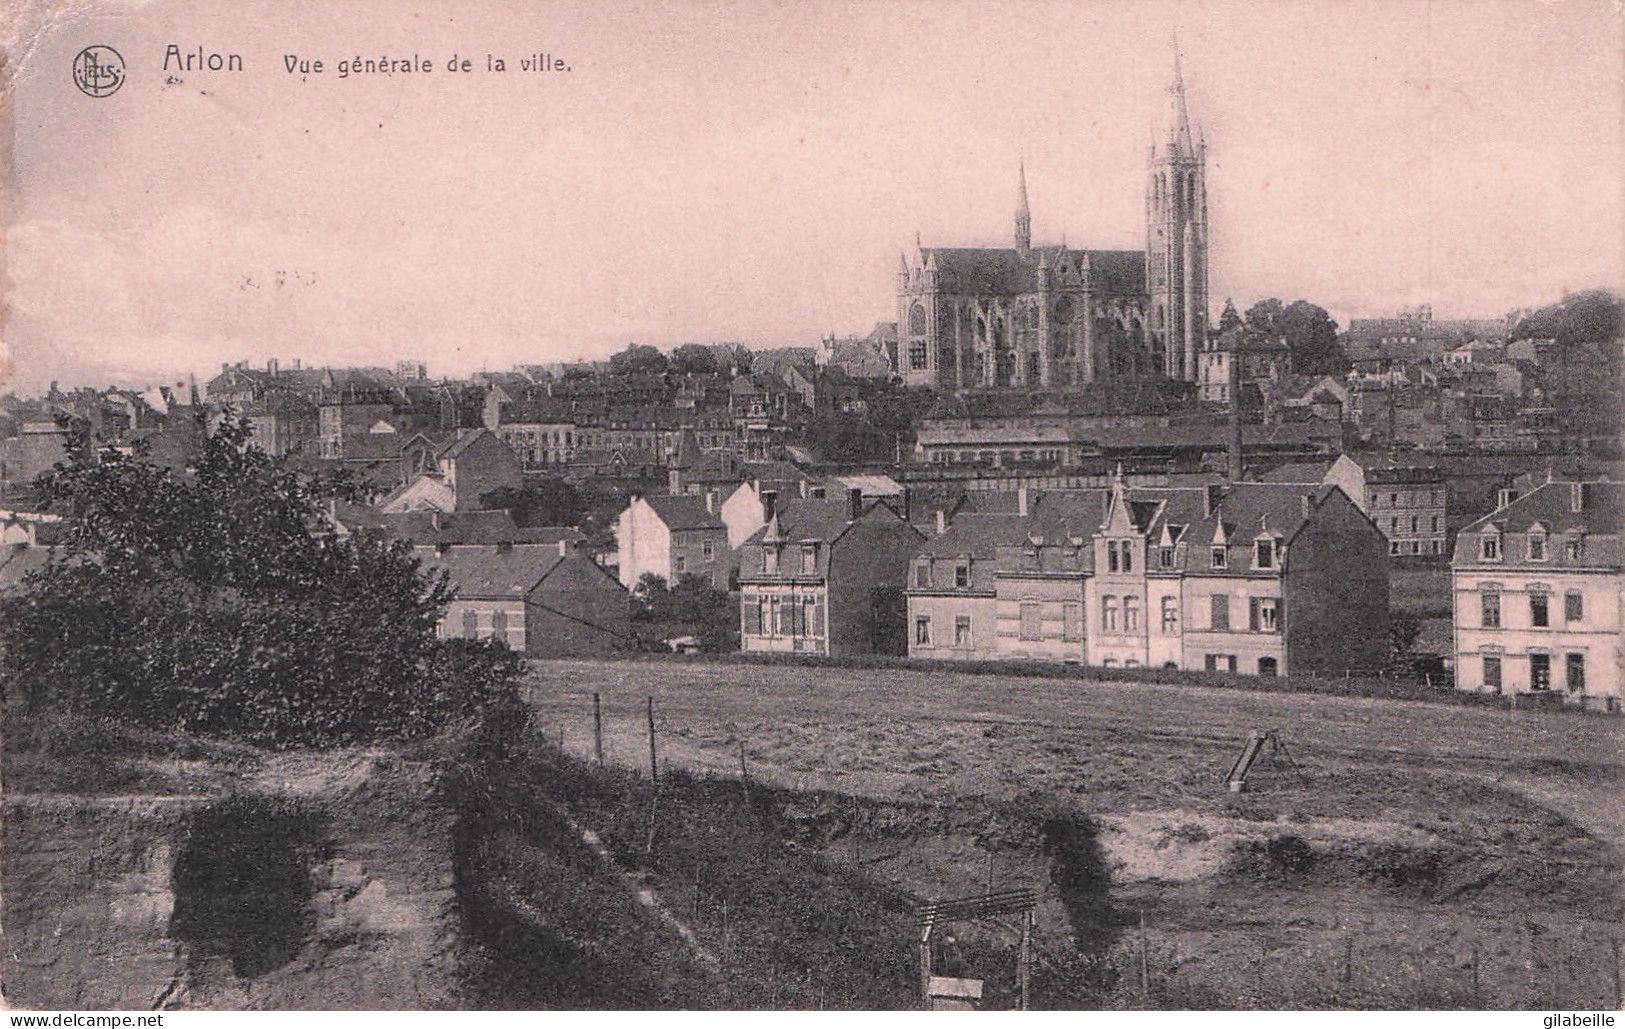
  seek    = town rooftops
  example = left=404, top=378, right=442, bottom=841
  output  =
left=1182, top=482, right=1346, bottom=573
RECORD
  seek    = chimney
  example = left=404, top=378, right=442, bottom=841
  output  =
left=430, top=510, right=442, bottom=532
left=222, top=363, right=230, bottom=373
left=798, top=478, right=809, bottom=499
left=935, top=509, right=947, bottom=536
left=1571, top=482, right=1584, bottom=513
left=1301, top=493, right=1312, bottom=520
left=558, top=538, right=570, bottom=557
left=704, top=490, right=716, bottom=514
left=268, top=358, right=279, bottom=376
left=1204, top=483, right=1224, bottom=519
left=847, top=487, right=864, bottom=522
left=293, top=358, right=301, bottom=370
left=761, top=489, right=778, bottom=523
left=1018, top=486, right=1029, bottom=517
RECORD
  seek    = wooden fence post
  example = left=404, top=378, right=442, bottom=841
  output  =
left=593, top=692, right=604, bottom=764
left=1471, top=943, right=1480, bottom=1007
left=1019, top=909, right=1032, bottom=1011
left=647, top=695, right=658, bottom=783
left=1138, top=909, right=1150, bottom=1000
left=1611, top=936, right=1621, bottom=1011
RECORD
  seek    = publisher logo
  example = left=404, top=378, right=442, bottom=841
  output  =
left=73, top=45, right=125, bottom=98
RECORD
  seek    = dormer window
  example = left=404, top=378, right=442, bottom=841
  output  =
left=801, top=543, right=818, bottom=575
left=1565, top=535, right=1584, bottom=562
left=1255, top=538, right=1276, bottom=569
left=1527, top=531, right=1547, bottom=562
left=1211, top=546, right=1227, bottom=570
left=1158, top=546, right=1175, bottom=568
left=763, top=547, right=780, bottom=574
left=954, top=561, right=971, bottom=588
left=1480, top=532, right=1501, bottom=561
left=914, top=559, right=931, bottom=589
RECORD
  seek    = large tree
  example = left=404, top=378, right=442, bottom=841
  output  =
left=609, top=343, right=671, bottom=377
left=1, top=416, right=522, bottom=747
left=670, top=343, right=721, bottom=376
left=1245, top=297, right=1348, bottom=376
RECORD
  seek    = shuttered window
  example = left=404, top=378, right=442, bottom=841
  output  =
left=1020, top=601, right=1042, bottom=640
left=1210, top=595, right=1230, bottom=631
left=1062, top=602, right=1082, bottom=641
left=743, top=595, right=762, bottom=635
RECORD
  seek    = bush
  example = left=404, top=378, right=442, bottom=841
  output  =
left=0, top=416, right=523, bottom=749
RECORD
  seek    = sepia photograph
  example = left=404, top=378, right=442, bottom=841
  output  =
left=0, top=0, right=1621, bottom=1015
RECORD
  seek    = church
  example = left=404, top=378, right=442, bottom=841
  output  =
left=897, top=52, right=1209, bottom=391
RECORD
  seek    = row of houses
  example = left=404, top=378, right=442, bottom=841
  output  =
left=732, top=473, right=1392, bottom=678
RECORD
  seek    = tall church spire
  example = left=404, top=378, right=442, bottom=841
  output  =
left=1014, top=157, right=1031, bottom=255
left=1169, top=33, right=1194, bottom=155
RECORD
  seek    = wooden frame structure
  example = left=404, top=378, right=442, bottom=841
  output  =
left=914, top=888, right=1038, bottom=1010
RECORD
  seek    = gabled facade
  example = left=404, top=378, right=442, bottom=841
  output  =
left=1452, top=480, right=1622, bottom=708
left=738, top=491, right=925, bottom=657
left=616, top=493, right=731, bottom=588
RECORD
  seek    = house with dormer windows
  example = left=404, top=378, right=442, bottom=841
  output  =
left=902, top=477, right=1389, bottom=677
left=739, top=489, right=923, bottom=656
left=1452, top=480, right=1622, bottom=708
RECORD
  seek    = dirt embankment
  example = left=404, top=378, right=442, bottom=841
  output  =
left=3, top=752, right=460, bottom=1010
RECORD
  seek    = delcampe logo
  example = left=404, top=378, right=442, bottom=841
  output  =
left=72, top=45, right=125, bottom=97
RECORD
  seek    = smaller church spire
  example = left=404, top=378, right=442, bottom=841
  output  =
left=1014, top=157, right=1032, bottom=255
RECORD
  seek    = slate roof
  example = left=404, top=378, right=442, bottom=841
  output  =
left=912, top=513, right=1026, bottom=592
left=437, top=427, right=499, bottom=461
left=920, top=247, right=1143, bottom=297
left=1181, top=483, right=1345, bottom=575
left=643, top=494, right=726, bottom=532
left=347, top=508, right=535, bottom=545
left=413, top=544, right=566, bottom=599
left=1453, top=481, right=1624, bottom=569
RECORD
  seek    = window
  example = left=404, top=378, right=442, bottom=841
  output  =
left=1531, top=592, right=1549, bottom=628
left=1389, top=517, right=1399, bottom=532
left=801, top=544, right=817, bottom=575
left=1204, top=654, right=1237, bottom=672
left=1107, top=541, right=1119, bottom=573
left=674, top=554, right=686, bottom=574
left=1161, top=597, right=1179, bottom=634
left=1121, top=544, right=1134, bottom=573
left=1210, top=594, right=1230, bottom=631
left=807, top=598, right=824, bottom=637
left=1254, top=539, right=1275, bottom=569
left=1565, top=590, right=1583, bottom=623
left=1565, top=537, right=1584, bottom=561
left=1258, top=657, right=1279, bottom=677
left=1062, top=602, right=1082, bottom=642
left=1020, top=601, right=1042, bottom=641
left=1102, top=596, right=1119, bottom=632
left=1431, top=516, right=1440, bottom=533
left=1480, top=534, right=1501, bottom=560
left=1528, top=533, right=1546, bottom=562
left=954, top=562, right=970, bottom=589
left=914, top=561, right=931, bottom=589
left=954, top=615, right=972, bottom=648
left=781, top=598, right=804, bottom=636
left=1566, top=653, right=1586, bottom=692
left=1530, top=653, right=1551, bottom=690
left=1250, top=597, right=1281, bottom=632
left=1123, top=596, right=1141, bottom=632
left=909, top=340, right=928, bottom=371
left=1390, top=541, right=1401, bottom=556
left=1159, top=546, right=1175, bottom=569
left=1483, top=654, right=1502, bottom=692
left=1210, top=546, right=1227, bottom=570
left=764, top=548, right=779, bottom=574
left=1481, top=591, right=1501, bottom=628
left=915, top=615, right=931, bottom=646
left=1410, top=516, right=1419, bottom=534
left=702, top=540, right=715, bottom=561
left=492, top=609, right=509, bottom=647
left=462, top=608, right=479, bottom=638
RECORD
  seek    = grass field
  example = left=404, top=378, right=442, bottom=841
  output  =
left=525, top=658, right=1624, bottom=1009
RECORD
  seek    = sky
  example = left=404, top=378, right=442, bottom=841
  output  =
left=2, top=0, right=1621, bottom=393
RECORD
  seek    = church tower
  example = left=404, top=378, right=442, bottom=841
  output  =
left=1146, top=44, right=1208, bottom=382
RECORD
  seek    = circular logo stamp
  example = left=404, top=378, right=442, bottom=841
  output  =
left=73, top=45, right=125, bottom=98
